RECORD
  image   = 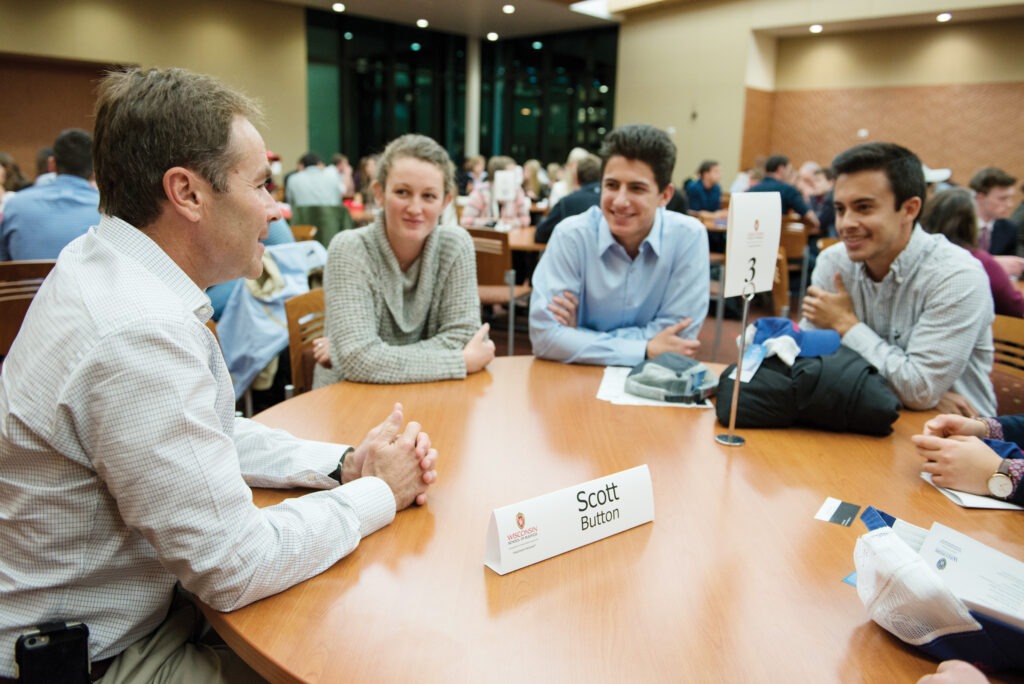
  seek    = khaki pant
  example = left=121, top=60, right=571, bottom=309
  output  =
left=98, top=600, right=265, bottom=684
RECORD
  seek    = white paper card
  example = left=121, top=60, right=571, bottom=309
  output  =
left=492, top=169, right=517, bottom=202
left=484, top=465, right=654, bottom=575
left=596, top=367, right=712, bottom=408
left=920, top=473, right=1024, bottom=510
left=723, top=192, right=782, bottom=297
left=918, top=522, right=1024, bottom=631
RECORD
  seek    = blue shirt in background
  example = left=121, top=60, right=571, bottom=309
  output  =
left=206, top=218, right=295, bottom=320
left=0, top=175, right=100, bottom=260
left=684, top=179, right=721, bottom=213
left=529, top=205, right=710, bottom=366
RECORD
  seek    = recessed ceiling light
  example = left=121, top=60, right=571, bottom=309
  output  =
left=503, top=5, right=515, bottom=14
left=416, top=18, right=429, bottom=28
left=937, top=12, right=952, bottom=22
left=809, top=24, right=823, bottom=34
left=332, top=2, right=346, bottom=12
left=487, top=32, right=499, bottom=41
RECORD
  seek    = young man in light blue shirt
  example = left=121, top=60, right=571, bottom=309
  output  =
left=529, top=124, right=709, bottom=366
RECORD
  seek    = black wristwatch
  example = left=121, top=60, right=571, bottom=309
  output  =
left=329, top=447, right=355, bottom=483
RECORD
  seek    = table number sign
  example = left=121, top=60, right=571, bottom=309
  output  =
left=716, top=191, right=783, bottom=447
left=484, top=465, right=654, bottom=575
left=722, top=192, right=782, bottom=297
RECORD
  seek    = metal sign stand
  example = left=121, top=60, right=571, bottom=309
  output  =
left=715, top=283, right=756, bottom=447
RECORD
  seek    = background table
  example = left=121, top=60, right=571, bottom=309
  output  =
left=202, top=357, right=1024, bottom=683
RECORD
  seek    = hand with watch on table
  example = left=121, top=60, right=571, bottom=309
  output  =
left=912, top=413, right=1024, bottom=505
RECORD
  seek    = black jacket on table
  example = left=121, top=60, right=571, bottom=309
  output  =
left=716, top=346, right=901, bottom=436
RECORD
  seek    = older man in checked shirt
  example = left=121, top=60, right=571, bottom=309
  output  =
left=801, top=142, right=996, bottom=417
left=0, top=68, right=437, bottom=683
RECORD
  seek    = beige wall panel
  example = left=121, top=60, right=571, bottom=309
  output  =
left=777, top=19, right=1024, bottom=90
left=615, top=0, right=751, bottom=184
left=0, top=0, right=307, bottom=167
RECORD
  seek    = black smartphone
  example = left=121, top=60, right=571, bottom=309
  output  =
left=15, top=621, right=90, bottom=684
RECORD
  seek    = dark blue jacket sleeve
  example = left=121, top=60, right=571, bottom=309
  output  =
left=997, top=415, right=1024, bottom=445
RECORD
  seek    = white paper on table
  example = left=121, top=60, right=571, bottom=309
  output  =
left=918, top=522, right=1024, bottom=631
left=596, top=366, right=712, bottom=408
left=920, top=473, right=1024, bottom=510
left=723, top=192, right=782, bottom=297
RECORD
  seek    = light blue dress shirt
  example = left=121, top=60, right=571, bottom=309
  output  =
left=0, top=175, right=100, bottom=260
left=529, top=205, right=710, bottom=366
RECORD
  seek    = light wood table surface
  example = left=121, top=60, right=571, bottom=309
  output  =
left=201, top=357, right=1024, bottom=683
left=508, top=226, right=545, bottom=252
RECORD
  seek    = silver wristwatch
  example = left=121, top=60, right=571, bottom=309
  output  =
left=987, top=459, right=1013, bottom=499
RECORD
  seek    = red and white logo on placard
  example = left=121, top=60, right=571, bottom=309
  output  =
left=516, top=512, right=525, bottom=529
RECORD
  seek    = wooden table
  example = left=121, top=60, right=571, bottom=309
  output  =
left=202, top=357, right=1024, bottom=683
left=508, top=226, right=544, bottom=252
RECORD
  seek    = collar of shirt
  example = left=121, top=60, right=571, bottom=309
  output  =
left=596, top=207, right=664, bottom=259
left=95, top=215, right=214, bottom=322
left=855, top=223, right=930, bottom=286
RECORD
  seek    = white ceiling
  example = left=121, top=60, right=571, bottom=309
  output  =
left=272, top=0, right=619, bottom=39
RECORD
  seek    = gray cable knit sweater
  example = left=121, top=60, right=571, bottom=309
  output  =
left=313, top=218, right=481, bottom=386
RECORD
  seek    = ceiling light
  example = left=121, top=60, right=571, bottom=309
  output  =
left=411, top=42, right=422, bottom=51
left=532, top=41, right=543, bottom=50
left=936, top=12, right=952, bottom=22
left=332, top=2, right=345, bottom=12
left=487, top=32, right=499, bottom=41
left=503, top=5, right=516, bottom=14
left=809, top=24, right=823, bottom=34
left=416, top=18, right=429, bottom=28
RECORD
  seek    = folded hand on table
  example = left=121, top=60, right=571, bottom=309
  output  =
left=348, top=403, right=438, bottom=508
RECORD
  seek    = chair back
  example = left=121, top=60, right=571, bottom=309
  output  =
left=284, top=289, right=326, bottom=395
left=1, top=260, right=57, bottom=356
left=992, top=314, right=1024, bottom=414
left=290, top=224, right=318, bottom=242
left=291, top=205, right=353, bottom=249
left=817, top=237, right=840, bottom=252
left=467, top=228, right=512, bottom=287
left=772, top=247, right=790, bottom=318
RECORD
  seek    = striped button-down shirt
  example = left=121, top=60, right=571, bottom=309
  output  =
left=802, top=226, right=996, bottom=414
left=0, top=216, right=395, bottom=676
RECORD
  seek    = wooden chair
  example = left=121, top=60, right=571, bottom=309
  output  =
left=284, top=289, right=326, bottom=396
left=709, top=252, right=726, bottom=361
left=992, top=314, right=1024, bottom=415
left=780, top=225, right=808, bottom=312
left=816, top=237, right=840, bottom=253
left=467, top=228, right=531, bottom=356
left=1, top=260, right=57, bottom=358
left=290, top=224, right=318, bottom=242
left=772, top=247, right=791, bottom=318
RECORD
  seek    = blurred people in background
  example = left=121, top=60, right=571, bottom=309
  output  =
left=459, top=155, right=530, bottom=229
left=548, top=147, right=590, bottom=209
left=34, top=146, right=57, bottom=186
left=1, top=129, right=100, bottom=261
left=970, top=167, right=1022, bottom=279
left=921, top=187, right=1023, bottom=317
left=355, top=154, right=380, bottom=210
left=522, top=159, right=549, bottom=203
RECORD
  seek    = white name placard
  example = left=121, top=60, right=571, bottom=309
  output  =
left=722, top=192, right=783, bottom=297
left=484, top=465, right=654, bottom=575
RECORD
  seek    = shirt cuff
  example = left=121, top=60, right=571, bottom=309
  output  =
left=337, top=476, right=397, bottom=538
left=980, top=417, right=1003, bottom=440
left=1006, top=457, right=1024, bottom=498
